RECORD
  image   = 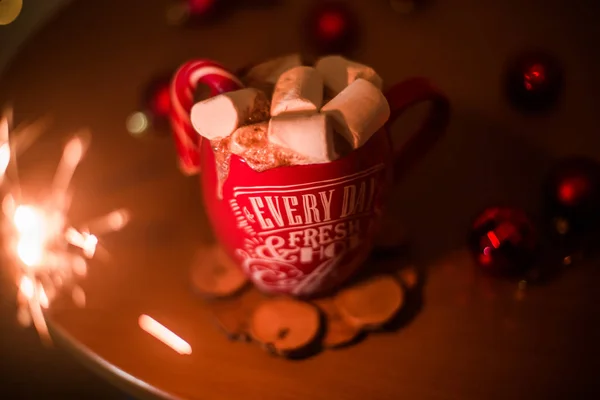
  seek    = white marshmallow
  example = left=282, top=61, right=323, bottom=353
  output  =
left=321, top=78, right=390, bottom=149
left=270, top=66, right=324, bottom=117
left=245, top=53, right=303, bottom=85
left=315, top=55, right=383, bottom=96
left=190, top=88, right=270, bottom=140
left=268, top=113, right=336, bottom=163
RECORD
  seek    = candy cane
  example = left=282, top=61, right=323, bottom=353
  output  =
left=169, top=60, right=244, bottom=175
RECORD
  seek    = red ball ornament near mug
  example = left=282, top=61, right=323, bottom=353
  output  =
left=304, top=1, right=358, bottom=55
left=169, top=58, right=450, bottom=297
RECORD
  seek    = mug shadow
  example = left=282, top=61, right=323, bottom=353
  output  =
left=387, top=109, right=555, bottom=268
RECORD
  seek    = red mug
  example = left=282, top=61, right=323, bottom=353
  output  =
left=170, top=60, right=450, bottom=297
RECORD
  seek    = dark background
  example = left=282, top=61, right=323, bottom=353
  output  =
left=1, top=0, right=600, bottom=398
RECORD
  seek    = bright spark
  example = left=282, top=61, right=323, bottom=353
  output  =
left=19, top=275, right=34, bottom=299
left=139, top=314, right=192, bottom=355
left=38, top=285, right=49, bottom=308
left=52, top=132, right=89, bottom=206
left=0, top=110, right=129, bottom=342
left=0, top=113, right=11, bottom=182
left=14, top=205, right=46, bottom=234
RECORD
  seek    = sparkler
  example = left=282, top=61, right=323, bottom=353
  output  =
left=0, top=107, right=129, bottom=342
left=139, top=314, right=192, bottom=355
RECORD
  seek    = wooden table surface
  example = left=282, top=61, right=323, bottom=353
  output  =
left=1, top=1, right=600, bottom=399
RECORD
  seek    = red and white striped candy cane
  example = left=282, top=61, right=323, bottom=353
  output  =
left=169, top=59, right=244, bottom=175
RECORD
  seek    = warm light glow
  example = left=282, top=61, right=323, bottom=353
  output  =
left=19, top=276, right=34, bottom=299
left=0, top=142, right=10, bottom=177
left=139, top=314, right=192, bottom=355
left=14, top=205, right=45, bottom=234
left=0, top=114, right=8, bottom=141
left=72, top=256, right=87, bottom=276
left=0, top=0, right=23, bottom=26
left=17, top=236, right=44, bottom=267
left=12, top=205, right=51, bottom=267
left=106, top=209, right=129, bottom=231
left=126, top=112, right=149, bottom=135
left=1, top=112, right=129, bottom=343
left=17, top=305, right=31, bottom=327
left=82, top=233, right=98, bottom=258
left=65, top=227, right=84, bottom=246
left=39, top=285, right=49, bottom=309
left=52, top=132, right=89, bottom=200
left=65, top=227, right=98, bottom=258
left=2, top=193, right=14, bottom=217
left=72, top=285, right=86, bottom=308
left=63, top=136, right=85, bottom=167
left=86, top=209, right=130, bottom=236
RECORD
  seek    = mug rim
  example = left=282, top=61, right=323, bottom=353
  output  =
left=202, top=127, right=390, bottom=177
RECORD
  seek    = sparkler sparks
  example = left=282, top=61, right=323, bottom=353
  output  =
left=139, top=314, right=192, bottom=355
left=0, top=108, right=129, bottom=342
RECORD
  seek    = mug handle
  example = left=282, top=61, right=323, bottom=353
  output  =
left=384, top=78, right=451, bottom=183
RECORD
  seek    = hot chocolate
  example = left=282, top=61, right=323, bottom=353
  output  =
left=210, top=122, right=309, bottom=197
left=190, top=55, right=390, bottom=197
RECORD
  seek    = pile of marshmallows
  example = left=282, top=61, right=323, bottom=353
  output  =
left=190, top=55, right=390, bottom=165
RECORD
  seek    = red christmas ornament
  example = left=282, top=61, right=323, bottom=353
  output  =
left=543, top=157, right=600, bottom=239
left=304, top=1, right=359, bottom=55
left=166, top=0, right=221, bottom=26
left=505, top=50, right=564, bottom=113
left=522, top=63, right=546, bottom=91
left=143, top=74, right=173, bottom=123
left=187, top=0, right=217, bottom=15
left=469, top=207, right=538, bottom=276
left=318, top=10, right=346, bottom=40
left=126, top=73, right=174, bottom=136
